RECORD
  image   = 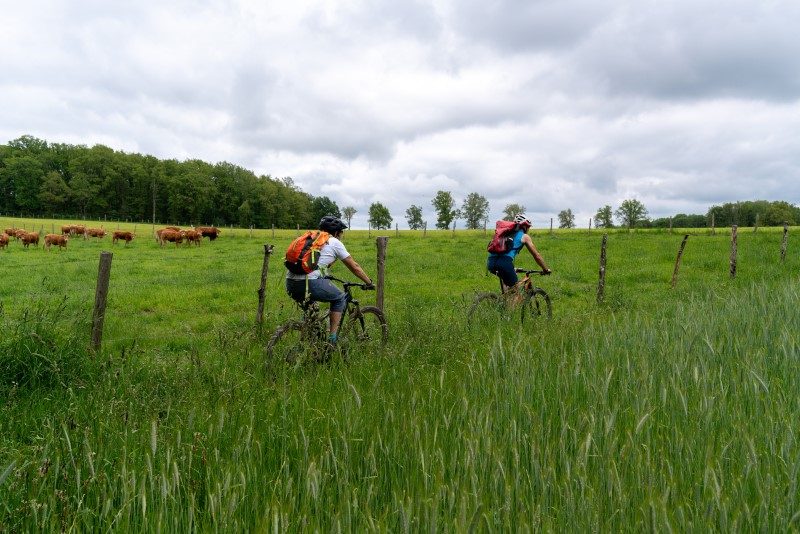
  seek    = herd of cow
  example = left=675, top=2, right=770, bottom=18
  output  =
left=0, top=224, right=222, bottom=251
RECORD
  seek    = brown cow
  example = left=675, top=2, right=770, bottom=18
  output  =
left=112, top=231, right=135, bottom=245
left=5, top=227, right=21, bottom=239
left=44, top=233, right=68, bottom=251
left=20, top=232, right=40, bottom=248
left=158, top=229, right=183, bottom=246
left=69, top=225, right=87, bottom=239
left=183, top=229, right=202, bottom=246
left=61, top=224, right=72, bottom=235
left=87, top=227, right=106, bottom=238
left=155, top=227, right=181, bottom=242
left=196, top=226, right=221, bottom=241
left=0, top=233, right=8, bottom=249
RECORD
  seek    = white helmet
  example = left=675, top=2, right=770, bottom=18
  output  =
left=514, top=213, right=532, bottom=226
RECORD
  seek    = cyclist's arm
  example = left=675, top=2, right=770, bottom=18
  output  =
left=522, top=234, right=551, bottom=273
left=341, top=256, right=373, bottom=284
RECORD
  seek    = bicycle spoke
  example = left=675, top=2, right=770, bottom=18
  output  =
left=340, top=306, right=388, bottom=356
left=521, top=288, right=552, bottom=323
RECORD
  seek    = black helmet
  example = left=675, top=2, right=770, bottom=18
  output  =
left=319, top=215, right=348, bottom=233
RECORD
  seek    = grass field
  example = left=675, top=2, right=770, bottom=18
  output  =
left=1, top=217, right=799, bottom=531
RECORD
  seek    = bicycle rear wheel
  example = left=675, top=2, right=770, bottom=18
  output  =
left=467, top=292, right=503, bottom=327
left=521, top=288, right=552, bottom=323
left=266, top=320, right=323, bottom=365
left=340, top=306, right=388, bottom=356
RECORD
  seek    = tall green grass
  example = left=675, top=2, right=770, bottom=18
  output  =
left=1, top=220, right=799, bottom=530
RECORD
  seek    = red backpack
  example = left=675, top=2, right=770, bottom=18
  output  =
left=487, top=220, right=519, bottom=254
left=284, top=231, right=331, bottom=274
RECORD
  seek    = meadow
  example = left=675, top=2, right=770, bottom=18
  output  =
left=1, top=217, right=799, bottom=531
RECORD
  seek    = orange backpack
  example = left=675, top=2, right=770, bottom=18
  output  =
left=284, top=231, right=331, bottom=274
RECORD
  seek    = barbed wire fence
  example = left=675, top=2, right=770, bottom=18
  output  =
left=1, top=217, right=794, bottom=353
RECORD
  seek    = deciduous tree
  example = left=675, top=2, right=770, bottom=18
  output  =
left=594, top=205, right=614, bottom=228
left=405, top=205, right=424, bottom=229
left=342, top=206, right=356, bottom=228
left=368, top=202, right=392, bottom=230
left=461, top=193, right=490, bottom=230
left=615, top=199, right=649, bottom=228
left=558, top=208, right=575, bottom=229
left=431, top=191, right=456, bottom=229
left=502, top=203, right=526, bottom=221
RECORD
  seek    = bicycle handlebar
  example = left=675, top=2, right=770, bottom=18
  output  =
left=514, top=268, right=550, bottom=275
left=323, top=275, right=375, bottom=290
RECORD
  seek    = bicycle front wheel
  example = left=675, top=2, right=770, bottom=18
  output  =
left=266, top=320, right=320, bottom=365
left=521, top=288, right=552, bottom=323
left=341, top=306, right=388, bottom=356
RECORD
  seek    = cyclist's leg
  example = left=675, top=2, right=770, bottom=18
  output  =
left=493, top=256, right=525, bottom=306
left=306, top=278, right=347, bottom=336
left=488, top=256, right=518, bottom=290
left=488, top=255, right=512, bottom=292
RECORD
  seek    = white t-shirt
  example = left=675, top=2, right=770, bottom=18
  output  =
left=286, top=236, right=351, bottom=280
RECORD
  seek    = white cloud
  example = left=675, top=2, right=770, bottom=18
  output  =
left=1, top=0, right=799, bottom=227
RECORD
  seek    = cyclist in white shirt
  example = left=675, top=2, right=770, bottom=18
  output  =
left=286, top=216, right=373, bottom=344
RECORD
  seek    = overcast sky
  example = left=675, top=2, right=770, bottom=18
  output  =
left=2, top=0, right=799, bottom=228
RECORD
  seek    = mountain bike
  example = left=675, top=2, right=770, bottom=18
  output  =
left=266, top=276, right=388, bottom=365
left=467, top=268, right=552, bottom=325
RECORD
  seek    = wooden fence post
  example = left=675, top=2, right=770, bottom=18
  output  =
left=271, top=223, right=275, bottom=238
left=256, top=244, right=274, bottom=325
left=452, top=220, right=456, bottom=236
left=376, top=237, right=388, bottom=312
left=781, top=222, right=789, bottom=262
left=730, top=225, right=738, bottom=278
left=423, top=222, right=427, bottom=237
left=368, top=222, right=372, bottom=238
left=396, top=223, right=399, bottom=237
left=754, top=213, right=759, bottom=233
left=711, top=213, right=715, bottom=235
left=249, top=225, right=253, bottom=238
left=550, top=218, right=553, bottom=235
left=91, top=251, right=113, bottom=352
left=671, top=234, right=689, bottom=288
left=597, top=234, right=607, bottom=304
left=589, top=218, right=592, bottom=231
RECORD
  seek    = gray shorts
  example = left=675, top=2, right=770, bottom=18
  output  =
left=286, top=277, right=347, bottom=313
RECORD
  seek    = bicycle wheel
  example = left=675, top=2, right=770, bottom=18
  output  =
left=266, top=320, right=322, bottom=365
left=521, top=288, right=552, bottom=322
left=340, top=306, right=388, bottom=356
left=467, top=292, right=503, bottom=326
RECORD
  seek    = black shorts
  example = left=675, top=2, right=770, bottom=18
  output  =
left=487, top=255, right=518, bottom=288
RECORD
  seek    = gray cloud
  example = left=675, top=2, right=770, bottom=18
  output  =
left=1, top=0, right=799, bottom=228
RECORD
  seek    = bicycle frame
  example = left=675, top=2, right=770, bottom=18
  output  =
left=497, top=268, right=547, bottom=294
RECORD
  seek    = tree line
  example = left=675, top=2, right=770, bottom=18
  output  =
left=0, top=135, right=346, bottom=228
left=4, top=136, right=796, bottom=231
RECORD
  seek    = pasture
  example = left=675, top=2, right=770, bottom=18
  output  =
left=1, top=217, right=799, bottom=531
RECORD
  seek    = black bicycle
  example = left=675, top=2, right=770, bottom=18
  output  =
left=267, top=276, right=388, bottom=364
left=468, top=268, right=552, bottom=325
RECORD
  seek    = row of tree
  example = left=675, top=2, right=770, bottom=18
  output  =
left=555, top=199, right=800, bottom=229
left=4, top=137, right=797, bottom=231
left=0, top=135, right=346, bottom=228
